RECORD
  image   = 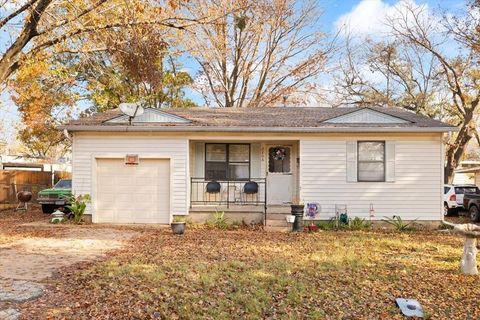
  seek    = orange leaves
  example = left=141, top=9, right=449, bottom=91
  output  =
left=16, top=228, right=480, bottom=319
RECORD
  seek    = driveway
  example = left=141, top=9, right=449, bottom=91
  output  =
left=0, top=213, right=140, bottom=320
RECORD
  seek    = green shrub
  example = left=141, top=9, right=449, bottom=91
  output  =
left=349, top=217, right=372, bottom=231
left=172, top=216, right=186, bottom=223
left=316, top=220, right=337, bottom=230
left=66, top=194, right=91, bottom=223
left=207, top=209, right=229, bottom=230
left=382, top=215, right=416, bottom=232
left=316, top=217, right=371, bottom=231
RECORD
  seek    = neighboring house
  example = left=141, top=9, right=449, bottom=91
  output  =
left=0, top=154, right=72, bottom=173
left=62, top=107, right=455, bottom=230
left=453, top=161, right=480, bottom=185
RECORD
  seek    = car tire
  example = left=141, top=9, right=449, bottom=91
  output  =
left=444, top=203, right=458, bottom=217
left=41, top=204, right=54, bottom=214
left=470, top=205, right=480, bottom=222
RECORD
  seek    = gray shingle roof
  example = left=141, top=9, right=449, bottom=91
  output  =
left=64, top=106, right=455, bottom=132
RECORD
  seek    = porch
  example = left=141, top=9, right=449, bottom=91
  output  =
left=188, top=140, right=300, bottom=230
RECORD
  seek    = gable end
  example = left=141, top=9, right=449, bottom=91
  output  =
left=105, top=108, right=190, bottom=124
left=323, top=108, right=412, bottom=124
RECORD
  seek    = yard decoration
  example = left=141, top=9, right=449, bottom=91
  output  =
left=306, top=203, right=319, bottom=219
left=395, top=298, right=424, bottom=318
left=171, top=216, right=186, bottom=235
left=50, top=209, right=65, bottom=224
left=272, top=147, right=286, bottom=161
left=442, top=222, right=480, bottom=275
left=290, top=203, right=304, bottom=232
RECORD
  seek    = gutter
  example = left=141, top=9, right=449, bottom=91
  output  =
left=60, top=125, right=458, bottom=133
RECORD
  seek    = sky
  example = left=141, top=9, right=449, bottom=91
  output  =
left=0, top=0, right=466, bottom=145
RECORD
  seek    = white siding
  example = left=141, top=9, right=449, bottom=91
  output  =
left=324, top=109, right=410, bottom=124
left=300, top=134, right=444, bottom=221
left=72, top=133, right=189, bottom=218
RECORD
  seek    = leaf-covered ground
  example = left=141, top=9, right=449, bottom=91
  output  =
left=19, top=227, right=480, bottom=320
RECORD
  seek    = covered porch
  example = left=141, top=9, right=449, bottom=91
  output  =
left=188, top=140, right=299, bottom=228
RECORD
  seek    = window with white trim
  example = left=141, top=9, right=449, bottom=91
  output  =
left=205, top=143, right=250, bottom=180
left=357, top=141, right=385, bottom=182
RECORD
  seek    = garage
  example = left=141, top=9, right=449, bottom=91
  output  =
left=95, top=158, right=170, bottom=223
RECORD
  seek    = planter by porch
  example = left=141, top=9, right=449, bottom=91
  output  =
left=171, top=222, right=186, bottom=235
left=291, top=204, right=304, bottom=232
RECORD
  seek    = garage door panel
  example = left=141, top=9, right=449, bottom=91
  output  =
left=95, top=158, right=170, bottom=224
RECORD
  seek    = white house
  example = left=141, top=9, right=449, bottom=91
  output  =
left=62, top=106, right=456, bottom=230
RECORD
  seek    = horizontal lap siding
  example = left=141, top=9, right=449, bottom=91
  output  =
left=72, top=134, right=189, bottom=216
left=300, top=135, right=443, bottom=220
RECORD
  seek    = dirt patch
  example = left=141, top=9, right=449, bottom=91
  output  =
left=0, top=207, right=144, bottom=319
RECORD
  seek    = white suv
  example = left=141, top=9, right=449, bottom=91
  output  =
left=444, top=184, right=479, bottom=216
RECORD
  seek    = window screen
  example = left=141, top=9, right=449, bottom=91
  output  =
left=357, top=141, right=385, bottom=182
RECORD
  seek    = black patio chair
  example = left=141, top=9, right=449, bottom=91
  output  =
left=242, top=181, right=259, bottom=204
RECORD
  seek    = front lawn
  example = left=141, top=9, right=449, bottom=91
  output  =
left=23, top=228, right=479, bottom=319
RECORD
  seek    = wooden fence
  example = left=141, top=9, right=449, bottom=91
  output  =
left=0, top=170, right=71, bottom=208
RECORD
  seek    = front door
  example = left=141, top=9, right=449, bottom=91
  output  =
left=266, top=145, right=293, bottom=205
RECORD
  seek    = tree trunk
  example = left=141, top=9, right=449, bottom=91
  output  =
left=444, top=120, right=474, bottom=183
left=444, top=162, right=455, bottom=184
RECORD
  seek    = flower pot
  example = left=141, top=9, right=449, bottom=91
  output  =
left=308, top=225, right=319, bottom=232
left=290, top=204, right=305, bottom=232
left=285, top=215, right=296, bottom=224
left=171, top=222, right=186, bottom=235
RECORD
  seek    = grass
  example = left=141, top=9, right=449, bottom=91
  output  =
left=20, top=227, right=480, bottom=320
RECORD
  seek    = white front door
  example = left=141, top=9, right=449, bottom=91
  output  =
left=266, top=145, right=293, bottom=205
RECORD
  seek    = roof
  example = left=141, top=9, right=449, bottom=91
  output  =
left=63, top=106, right=456, bottom=133
left=455, top=166, right=480, bottom=174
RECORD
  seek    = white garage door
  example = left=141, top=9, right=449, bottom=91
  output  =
left=95, top=158, right=170, bottom=223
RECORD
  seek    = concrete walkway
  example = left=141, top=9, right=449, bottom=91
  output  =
left=0, top=226, right=140, bottom=319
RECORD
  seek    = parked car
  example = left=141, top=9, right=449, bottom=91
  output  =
left=443, top=184, right=480, bottom=216
left=37, top=179, right=72, bottom=214
left=463, top=192, right=480, bottom=222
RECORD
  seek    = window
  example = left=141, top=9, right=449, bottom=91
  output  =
left=268, top=146, right=291, bottom=173
left=455, top=187, right=479, bottom=194
left=357, top=141, right=385, bottom=182
left=205, top=144, right=250, bottom=180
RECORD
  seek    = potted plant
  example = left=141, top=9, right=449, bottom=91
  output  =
left=290, top=196, right=304, bottom=232
left=308, top=224, right=319, bottom=232
left=171, top=216, right=186, bottom=235
left=65, top=194, right=91, bottom=224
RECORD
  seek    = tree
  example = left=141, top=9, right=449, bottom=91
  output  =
left=0, top=0, right=199, bottom=87
left=186, top=0, right=327, bottom=108
left=334, top=2, right=480, bottom=183
left=6, top=1, right=201, bottom=156
left=83, top=24, right=197, bottom=111
left=10, top=59, right=74, bottom=158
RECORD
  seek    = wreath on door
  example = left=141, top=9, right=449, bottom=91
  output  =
left=272, top=147, right=286, bottom=161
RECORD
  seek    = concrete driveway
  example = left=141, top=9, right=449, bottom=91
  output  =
left=0, top=223, right=140, bottom=319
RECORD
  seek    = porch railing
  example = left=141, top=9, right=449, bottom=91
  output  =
left=190, top=177, right=267, bottom=208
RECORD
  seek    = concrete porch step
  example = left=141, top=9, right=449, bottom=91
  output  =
left=266, top=213, right=290, bottom=220
left=264, top=225, right=291, bottom=232
left=265, top=219, right=289, bottom=227
left=266, top=205, right=292, bottom=214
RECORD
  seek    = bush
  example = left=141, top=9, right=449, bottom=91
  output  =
left=349, top=217, right=372, bottom=231
left=172, top=216, right=186, bottom=223
left=316, top=217, right=371, bottom=231
left=382, top=215, right=416, bottom=232
left=66, top=194, right=91, bottom=223
left=316, top=220, right=337, bottom=230
left=207, top=209, right=229, bottom=230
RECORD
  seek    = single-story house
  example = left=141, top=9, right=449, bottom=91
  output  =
left=62, top=106, right=456, bottom=230
left=453, top=161, right=480, bottom=185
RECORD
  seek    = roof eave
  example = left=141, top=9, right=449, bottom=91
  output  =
left=61, top=125, right=458, bottom=133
